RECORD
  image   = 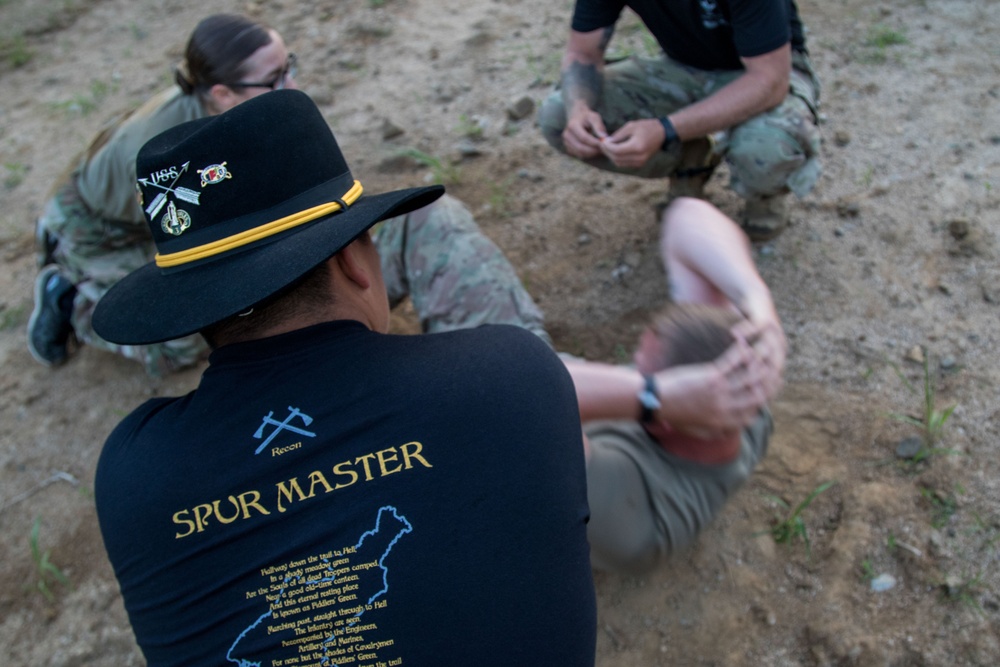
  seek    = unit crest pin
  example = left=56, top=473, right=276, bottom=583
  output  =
left=198, top=162, right=231, bottom=187
left=161, top=200, right=192, bottom=236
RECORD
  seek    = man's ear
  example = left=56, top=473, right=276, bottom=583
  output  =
left=334, top=240, right=372, bottom=290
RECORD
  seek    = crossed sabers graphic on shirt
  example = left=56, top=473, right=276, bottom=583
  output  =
left=139, top=161, right=201, bottom=218
left=253, top=407, right=316, bottom=455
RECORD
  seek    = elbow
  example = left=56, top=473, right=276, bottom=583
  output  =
left=762, top=71, right=790, bottom=110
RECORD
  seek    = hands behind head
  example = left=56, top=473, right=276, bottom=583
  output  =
left=653, top=318, right=785, bottom=439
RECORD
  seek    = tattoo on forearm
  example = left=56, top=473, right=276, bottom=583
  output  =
left=563, top=61, right=602, bottom=108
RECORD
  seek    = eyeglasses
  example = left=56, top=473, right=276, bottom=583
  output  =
left=229, top=53, right=298, bottom=91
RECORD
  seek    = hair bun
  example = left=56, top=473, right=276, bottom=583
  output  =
left=174, top=60, right=195, bottom=95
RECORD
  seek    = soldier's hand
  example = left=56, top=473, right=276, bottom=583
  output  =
left=563, top=103, right=607, bottom=159
left=600, top=118, right=663, bottom=168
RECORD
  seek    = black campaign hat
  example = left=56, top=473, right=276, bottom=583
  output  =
left=92, top=89, right=443, bottom=345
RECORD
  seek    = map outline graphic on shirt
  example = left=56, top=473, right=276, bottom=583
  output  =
left=225, top=505, right=413, bottom=666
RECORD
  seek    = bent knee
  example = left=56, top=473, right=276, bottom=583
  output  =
left=536, top=93, right=568, bottom=150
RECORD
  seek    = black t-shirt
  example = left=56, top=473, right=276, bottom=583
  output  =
left=96, top=320, right=596, bottom=667
left=572, top=0, right=807, bottom=71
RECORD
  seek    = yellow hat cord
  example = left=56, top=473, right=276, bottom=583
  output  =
left=155, top=180, right=364, bottom=268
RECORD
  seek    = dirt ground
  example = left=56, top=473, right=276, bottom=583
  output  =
left=1, top=0, right=998, bottom=665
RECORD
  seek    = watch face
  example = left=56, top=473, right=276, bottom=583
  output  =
left=639, top=390, right=661, bottom=410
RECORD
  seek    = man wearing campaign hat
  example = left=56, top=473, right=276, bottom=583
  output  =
left=92, top=90, right=596, bottom=666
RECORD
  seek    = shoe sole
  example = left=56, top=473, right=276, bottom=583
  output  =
left=741, top=223, right=787, bottom=243
left=27, top=265, right=67, bottom=367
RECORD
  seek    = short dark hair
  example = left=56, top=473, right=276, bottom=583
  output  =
left=201, top=259, right=335, bottom=348
left=174, top=14, right=272, bottom=96
left=641, top=303, right=742, bottom=372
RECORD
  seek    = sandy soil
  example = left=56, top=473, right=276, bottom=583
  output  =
left=1, top=0, right=998, bottom=665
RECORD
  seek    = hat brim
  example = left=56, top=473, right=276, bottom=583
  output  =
left=92, top=185, right=443, bottom=345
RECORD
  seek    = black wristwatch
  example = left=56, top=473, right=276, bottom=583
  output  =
left=658, top=116, right=679, bottom=151
left=638, top=374, right=661, bottom=423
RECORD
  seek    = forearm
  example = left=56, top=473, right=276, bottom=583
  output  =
left=667, top=46, right=791, bottom=142
left=561, top=60, right=603, bottom=112
left=564, top=359, right=644, bottom=423
left=560, top=27, right=613, bottom=111
left=566, top=352, right=767, bottom=436
left=662, top=198, right=773, bottom=318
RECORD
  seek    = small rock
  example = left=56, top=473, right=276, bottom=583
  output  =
left=905, top=345, right=925, bottom=364
left=896, top=436, right=923, bottom=459
left=454, top=140, right=483, bottom=158
left=836, top=199, right=860, bottom=217
left=870, top=573, right=897, bottom=592
left=940, top=356, right=957, bottom=370
left=982, top=282, right=999, bottom=304
left=516, top=168, right=544, bottom=183
left=611, top=264, right=631, bottom=281
left=380, top=119, right=404, bottom=140
left=947, top=219, right=969, bottom=240
left=943, top=574, right=965, bottom=598
left=834, top=130, right=851, bottom=147
left=577, top=233, right=592, bottom=246
left=464, top=30, right=494, bottom=48
left=506, top=95, right=535, bottom=121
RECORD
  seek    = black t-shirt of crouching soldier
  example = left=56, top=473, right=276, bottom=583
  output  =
left=571, top=0, right=807, bottom=72
left=96, top=320, right=596, bottom=667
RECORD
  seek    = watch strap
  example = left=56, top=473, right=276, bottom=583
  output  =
left=638, top=373, right=661, bottom=423
left=658, top=116, right=679, bottom=151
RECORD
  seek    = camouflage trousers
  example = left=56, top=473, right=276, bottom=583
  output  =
left=37, top=183, right=548, bottom=376
left=374, top=193, right=550, bottom=345
left=537, top=51, right=822, bottom=199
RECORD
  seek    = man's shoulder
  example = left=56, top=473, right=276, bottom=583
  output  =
left=101, top=396, right=184, bottom=451
left=428, top=324, right=557, bottom=365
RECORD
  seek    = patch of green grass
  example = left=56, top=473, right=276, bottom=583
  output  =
left=865, top=25, right=908, bottom=49
left=887, top=353, right=959, bottom=460
left=859, top=558, right=876, bottom=583
left=0, top=303, right=27, bottom=331
left=941, top=570, right=985, bottom=614
left=920, top=486, right=958, bottom=528
left=859, top=164, right=875, bottom=188
left=49, top=79, right=115, bottom=117
left=398, top=148, right=460, bottom=185
left=27, top=518, right=71, bottom=601
left=486, top=174, right=516, bottom=218
left=129, top=21, right=148, bottom=41
left=858, top=25, right=908, bottom=65
left=508, top=39, right=562, bottom=85
left=4, top=161, right=28, bottom=188
left=455, top=114, right=483, bottom=139
left=762, top=480, right=836, bottom=557
left=2, top=34, right=33, bottom=67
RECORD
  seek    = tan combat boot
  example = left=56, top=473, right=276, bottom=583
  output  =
left=741, top=194, right=790, bottom=243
